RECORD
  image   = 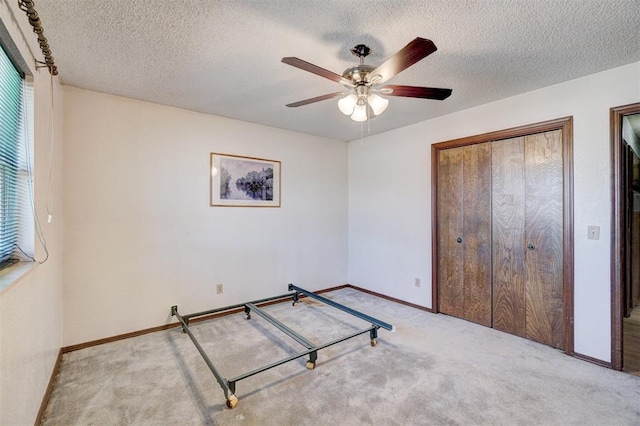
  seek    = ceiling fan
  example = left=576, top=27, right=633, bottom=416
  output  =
left=281, top=37, right=452, bottom=122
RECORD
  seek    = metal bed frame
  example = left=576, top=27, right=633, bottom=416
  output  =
left=171, top=284, right=394, bottom=408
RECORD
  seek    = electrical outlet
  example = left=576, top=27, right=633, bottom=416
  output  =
left=587, top=226, right=600, bottom=240
left=216, top=283, right=223, bottom=294
left=415, top=278, right=421, bottom=288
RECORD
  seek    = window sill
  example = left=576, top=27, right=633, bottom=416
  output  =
left=0, top=261, right=37, bottom=294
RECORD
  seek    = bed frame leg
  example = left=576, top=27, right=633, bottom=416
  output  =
left=306, top=350, right=317, bottom=370
left=370, top=327, right=378, bottom=347
left=226, top=381, right=239, bottom=408
left=171, top=305, right=189, bottom=332
left=292, top=292, right=300, bottom=306
left=244, top=305, right=251, bottom=320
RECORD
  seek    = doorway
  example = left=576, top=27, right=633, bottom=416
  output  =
left=611, top=103, right=640, bottom=374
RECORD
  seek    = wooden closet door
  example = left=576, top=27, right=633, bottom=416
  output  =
left=524, top=130, right=564, bottom=349
left=438, top=146, right=465, bottom=318
left=492, top=130, right=564, bottom=348
left=438, top=143, right=492, bottom=326
left=492, top=137, right=526, bottom=336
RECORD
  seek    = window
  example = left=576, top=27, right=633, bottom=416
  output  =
left=0, top=42, right=30, bottom=270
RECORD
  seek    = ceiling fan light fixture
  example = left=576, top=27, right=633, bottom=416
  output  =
left=338, top=94, right=358, bottom=115
left=367, top=93, right=389, bottom=116
left=351, top=103, right=368, bottom=122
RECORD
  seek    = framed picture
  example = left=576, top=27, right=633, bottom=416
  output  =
left=210, top=153, right=281, bottom=207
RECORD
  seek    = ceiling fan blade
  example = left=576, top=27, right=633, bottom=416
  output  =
left=370, top=38, right=437, bottom=85
left=282, top=57, right=353, bottom=86
left=381, top=85, right=452, bottom=100
left=286, top=92, right=345, bottom=107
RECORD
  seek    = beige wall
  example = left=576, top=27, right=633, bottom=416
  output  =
left=61, top=87, right=348, bottom=346
left=0, top=1, right=64, bottom=424
left=348, top=61, right=640, bottom=363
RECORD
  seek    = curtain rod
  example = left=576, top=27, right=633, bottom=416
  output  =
left=17, top=0, right=57, bottom=75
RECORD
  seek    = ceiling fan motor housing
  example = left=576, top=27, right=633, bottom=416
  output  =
left=342, top=64, right=375, bottom=86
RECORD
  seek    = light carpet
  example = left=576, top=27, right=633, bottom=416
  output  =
left=41, top=287, right=640, bottom=425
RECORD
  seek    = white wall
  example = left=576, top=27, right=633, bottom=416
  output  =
left=62, top=87, right=348, bottom=346
left=0, top=1, right=64, bottom=424
left=349, top=61, right=640, bottom=363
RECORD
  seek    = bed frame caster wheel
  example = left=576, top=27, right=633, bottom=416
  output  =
left=292, top=302, right=298, bottom=306
left=226, top=395, right=238, bottom=409
left=306, top=360, right=316, bottom=370
left=245, top=314, right=251, bottom=320
left=370, top=339, right=377, bottom=347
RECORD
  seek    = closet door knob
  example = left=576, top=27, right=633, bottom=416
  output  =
left=456, top=237, right=463, bottom=243
left=527, top=243, right=535, bottom=250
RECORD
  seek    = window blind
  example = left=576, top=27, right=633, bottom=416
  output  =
left=0, top=43, right=24, bottom=268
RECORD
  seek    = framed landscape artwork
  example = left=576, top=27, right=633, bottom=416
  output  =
left=210, top=153, right=281, bottom=207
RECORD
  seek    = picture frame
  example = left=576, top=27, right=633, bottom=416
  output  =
left=210, top=153, right=281, bottom=207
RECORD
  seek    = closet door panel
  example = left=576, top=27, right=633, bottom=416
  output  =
left=524, top=130, right=564, bottom=349
left=492, top=137, right=526, bottom=336
left=462, top=143, right=492, bottom=326
left=438, top=146, right=465, bottom=317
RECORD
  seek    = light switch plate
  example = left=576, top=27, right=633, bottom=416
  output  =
left=588, top=226, right=600, bottom=240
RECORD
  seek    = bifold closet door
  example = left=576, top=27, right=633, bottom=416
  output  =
left=492, top=138, right=526, bottom=336
left=438, top=143, right=492, bottom=326
left=492, top=130, right=564, bottom=349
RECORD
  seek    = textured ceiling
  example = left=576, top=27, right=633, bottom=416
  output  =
left=33, top=0, right=640, bottom=141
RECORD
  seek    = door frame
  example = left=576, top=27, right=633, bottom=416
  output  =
left=431, top=116, right=575, bottom=355
left=610, top=102, right=640, bottom=370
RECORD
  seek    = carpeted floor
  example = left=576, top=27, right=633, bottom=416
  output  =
left=41, top=288, right=640, bottom=425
